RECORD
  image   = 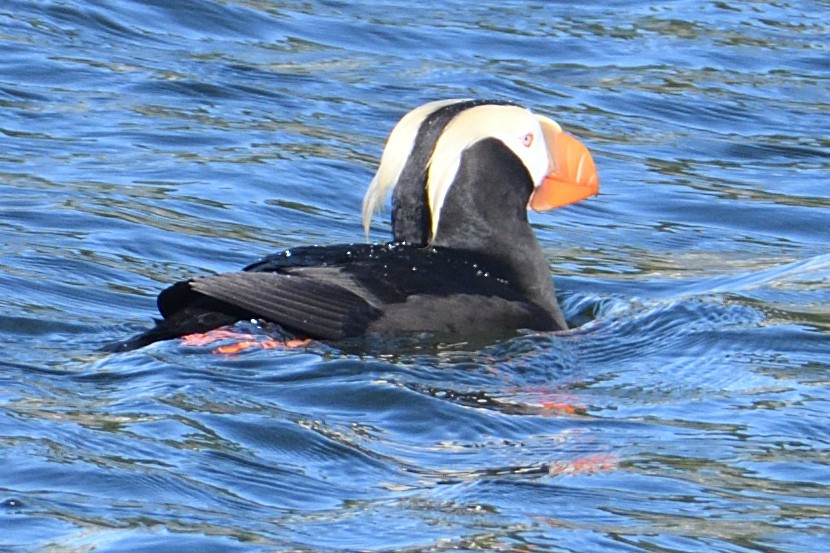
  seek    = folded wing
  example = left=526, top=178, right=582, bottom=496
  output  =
left=188, top=271, right=379, bottom=340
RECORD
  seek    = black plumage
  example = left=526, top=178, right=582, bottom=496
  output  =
left=113, top=100, right=598, bottom=351
left=390, top=99, right=515, bottom=245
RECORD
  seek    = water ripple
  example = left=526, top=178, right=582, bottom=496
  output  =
left=1, top=0, right=829, bottom=551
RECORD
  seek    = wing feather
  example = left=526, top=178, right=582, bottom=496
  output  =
left=190, top=272, right=379, bottom=339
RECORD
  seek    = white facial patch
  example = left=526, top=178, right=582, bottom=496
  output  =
left=426, top=105, right=552, bottom=238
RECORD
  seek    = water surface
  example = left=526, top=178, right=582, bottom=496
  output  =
left=1, top=1, right=828, bottom=551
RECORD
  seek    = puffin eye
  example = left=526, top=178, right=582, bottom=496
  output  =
left=521, top=132, right=534, bottom=148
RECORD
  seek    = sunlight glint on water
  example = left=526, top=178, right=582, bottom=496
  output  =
left=0, top=1, right=828, bottom=551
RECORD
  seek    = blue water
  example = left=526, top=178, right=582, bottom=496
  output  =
left=1, top=1, right=829, bottom=551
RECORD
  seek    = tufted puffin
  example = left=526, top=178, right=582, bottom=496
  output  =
left=113, top=99, right=599, bottom=351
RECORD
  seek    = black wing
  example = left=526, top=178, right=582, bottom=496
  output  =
left=175, top=242, right=532, bottom=337
left=188, top=271, right=379, bottom=339
left=113, top=242, right=541, bottom=351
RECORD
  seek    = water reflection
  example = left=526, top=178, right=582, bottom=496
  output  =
left=0, top=0, right=828, bottom=551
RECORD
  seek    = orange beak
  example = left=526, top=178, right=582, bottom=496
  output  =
left=529, top=120, right=600, bottom=212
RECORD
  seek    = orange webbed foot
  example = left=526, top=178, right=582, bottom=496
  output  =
left=180, top=329, right=312, bottom=354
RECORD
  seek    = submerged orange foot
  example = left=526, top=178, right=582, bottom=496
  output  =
left=180, top=329, right=312, bottom=354
left=260, top=338, right=312, bottom=349
left=180, top=329, right=257, bottom=347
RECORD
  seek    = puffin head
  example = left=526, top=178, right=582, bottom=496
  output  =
left=362, top=99, right=600, bottom=242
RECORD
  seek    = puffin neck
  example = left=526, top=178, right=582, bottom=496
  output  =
left=391, top=99, right=516, bottom=246
left=430, top=138, right=563, bottom=323
left=430, top=138, right=535, bottom=253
